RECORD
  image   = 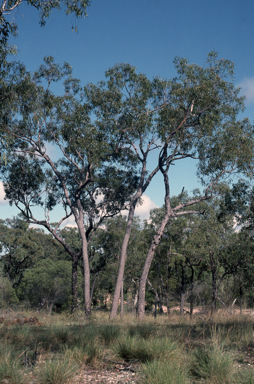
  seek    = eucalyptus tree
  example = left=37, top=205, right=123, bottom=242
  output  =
left=0, top=0, right=93, bottom=164
left=1, top=57, right=138, bottom=315
left=86, top=52, right=254, bottom=318
left=0, top=0, right=91, bottom=41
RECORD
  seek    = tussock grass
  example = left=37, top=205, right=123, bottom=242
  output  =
left=190, top=343, right=236, bottom=384
left=36, top=352, right=79, bottom=384
left=116, top=335, right=181, bottom=363
left=239, top=368, right=254, bottom=384
left=1, top=309, right=254, bottom=383
left=141, top=360, right=189, bottom=384
left=128, top=323, right=156, bottom=339
left=98, top=324, right=121, bottom=345
left=0, top=349, right=25, bottom=384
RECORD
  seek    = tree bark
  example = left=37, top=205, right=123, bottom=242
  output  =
left=121, top=281, right=124, bottom=318
left=90, top=271, right=99, bottom=304
left=240, top=285, right=243, bottom=315
left=189, top=267, right=195, bottom=318
left=76, top=204, right=91, bottom=317
left=110, top=203, right=136, bottom=318
left=180, top=264, right=185, bottom=316
left=210, top=252, right=217, bottom=315
left=137, top=157, right=171, bottom=320
left=71, top=256, right=79, bottom=313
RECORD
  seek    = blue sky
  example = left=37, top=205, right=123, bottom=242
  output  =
left=1, top=0, right=254, bottom=223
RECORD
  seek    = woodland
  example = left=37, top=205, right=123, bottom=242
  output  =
left=2, top=2, right=254, bottom=384
left=1, top=0, right=254, bottom=320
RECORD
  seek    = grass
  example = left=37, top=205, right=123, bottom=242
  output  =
left=0, top=349, right=25, bottom=384
left=116, top=336, right=181, bottom=362
left=0, top=309, right=254, bottom=383
left=141, top=360, right=189, bottom=384
left=190, top=343, right=235, bottom=384
left=36, top=351, right=79, bottom=384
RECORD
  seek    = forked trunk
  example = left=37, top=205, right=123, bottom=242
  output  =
left=110, top=204, right=136, bottom=318
left=137, top=159, right=171, bottom=320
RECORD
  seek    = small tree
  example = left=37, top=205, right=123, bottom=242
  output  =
left=22, top=259, right=77, bottom=313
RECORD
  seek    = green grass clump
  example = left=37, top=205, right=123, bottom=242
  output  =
left=36, top=352, right=79, bottom=384
left=128, top=323, right=156, bottom=339
left=190, top=343, right=235, bottom=384
left=141, top=360, right=188, bottom=384
left=72, top=342, right=104, bottom=367
left=116, top=336, right=180, bottom=363
left=98, top=324, right=121, bottom=345
left=0, top=350, right=25, bottom=384
left=239, top=368, right=254, bottom=384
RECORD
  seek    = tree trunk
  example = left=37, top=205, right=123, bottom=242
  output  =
left=180, top=292, right=185, bottom=316
left=76, top=205, right=91, bottom=317
left=133, top=289, right=138, bottom=311
left=71, top=256, right=79, bottom=313
left=90, top=271, right=99, bottom=304
left=166, top=296, right=171, bottom=317
left=110, top=156, right=160, bottom=320
left=180, top=264, right=185, bottom=316
left=121, top=281, right=124, bottom=318
left=240, top=285, right=243, bottom=315
left=137, top=160, right=171, bottom=320
left=82, top=234, right=91, bottom=316
left=189, top=267, right=194, bottom=318
left=110, top=203, right=137, bottom=318
left=137, top=215, right=171, bottom=320
left=211, top=269, right=217, bottom=314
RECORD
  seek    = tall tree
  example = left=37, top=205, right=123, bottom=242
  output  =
left=1, top=57, right=137, bottom=315
left=85, top=52, right=254, bottom=318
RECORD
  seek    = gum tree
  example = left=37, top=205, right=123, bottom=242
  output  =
left=1, top=57, right=138, bottom=315
left=85, top=52, right=254, bottom=319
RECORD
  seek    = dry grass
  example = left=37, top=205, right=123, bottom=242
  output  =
left=0, top=308, right=254, bottom=383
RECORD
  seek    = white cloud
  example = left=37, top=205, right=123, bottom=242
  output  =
left=134, top=194, right=158, bottom=221
left=238, top=77, right=254, bottom=104
left=60, top=215, right=77, bottom=228
left=0, top=182, right=8, bottom=204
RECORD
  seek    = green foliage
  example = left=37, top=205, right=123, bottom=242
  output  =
left=0, top=276, right=19, bottom=308
left=0, top=217, right=44, bottom=288
left=21, top=259, right=79, bottom=312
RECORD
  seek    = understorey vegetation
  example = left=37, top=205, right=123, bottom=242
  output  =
left=0, top=310, right=254, bottom=383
